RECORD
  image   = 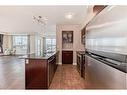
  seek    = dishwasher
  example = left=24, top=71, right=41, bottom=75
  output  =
left=85, top=52, right=127, bottom=89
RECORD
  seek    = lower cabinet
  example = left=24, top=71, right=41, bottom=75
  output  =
left=25, top=59, right=48, bottom=89
left=25, top=54, right=57, bottom=89
left=62, top=51, right=73, bottom=64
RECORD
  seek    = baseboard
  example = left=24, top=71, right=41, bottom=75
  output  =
left=57, top=63, right=77, bottom=65
left=73, top=63, right=77, bottom=65
left=57, top=63, right=62, bottom=65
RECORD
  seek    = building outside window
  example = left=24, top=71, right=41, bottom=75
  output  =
left=43, top=37, right=56, bottom=54
left=12, top=35, right=28, bottom=54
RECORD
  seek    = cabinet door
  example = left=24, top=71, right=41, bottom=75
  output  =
left=25, top=59, right=48, bottom=89
left=62, top=51, right=73, bottom=64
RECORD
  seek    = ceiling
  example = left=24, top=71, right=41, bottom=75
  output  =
left=0, top=6, right=88, bottom=34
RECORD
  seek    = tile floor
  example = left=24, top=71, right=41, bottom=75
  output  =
left=49, top=64, right=85, bottom=89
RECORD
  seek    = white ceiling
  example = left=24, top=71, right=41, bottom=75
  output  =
left=0, top=6, right=87, bottom=34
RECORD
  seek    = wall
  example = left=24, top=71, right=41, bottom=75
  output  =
left=43, top=25, right=56, bottom=37
left=56, top=24, right=85, bottom=65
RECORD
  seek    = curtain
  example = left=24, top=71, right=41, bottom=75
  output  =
left=0, top=34, right=4, bottom=53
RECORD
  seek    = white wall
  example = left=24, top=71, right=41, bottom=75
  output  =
left=43, top=25, right=56, bottom=37
left=56, top=24, right=85, bottom=65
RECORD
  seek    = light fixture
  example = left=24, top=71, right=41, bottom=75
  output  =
left=33, top=16, right=48, bottom=26
left=65, top=13, right=74, bottom=19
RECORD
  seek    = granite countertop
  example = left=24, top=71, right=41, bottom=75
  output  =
left=19, top=52, right=57, bottom=60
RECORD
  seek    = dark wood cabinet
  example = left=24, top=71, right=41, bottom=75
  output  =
left=81, top=27, right=86, bottom=44
left=25, top=53, right=57, bottom=89
left=62, top=51, right=73, bottom=64
left=93, top=5, right=107, bottom=15
left=76, top=51, right=85, bottom=78
left=25, top=59, right=48, bottom=89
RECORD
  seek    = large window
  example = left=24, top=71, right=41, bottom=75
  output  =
left=12, top=36, right=28, bottom=54
left=43, top=37, right=56, bottom=53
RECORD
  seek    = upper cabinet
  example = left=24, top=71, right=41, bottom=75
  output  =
left=81, top=26, right=86, bottom=45
left=93, top=5, right=107, bottom=15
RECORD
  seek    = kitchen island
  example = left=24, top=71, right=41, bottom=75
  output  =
left=21, top=52, right=58, bottom=89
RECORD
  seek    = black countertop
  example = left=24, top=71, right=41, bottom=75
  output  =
left=19, top=52, right=57, bottom=60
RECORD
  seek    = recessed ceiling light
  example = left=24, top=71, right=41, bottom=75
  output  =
left=65, top=13, right=74, bottom=19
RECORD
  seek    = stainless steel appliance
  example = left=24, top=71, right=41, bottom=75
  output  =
left=85, top=50, right=127, bottom=89
left=85, top=6, right=127, bottom=89
left=76, top=51, right=85, bottom=78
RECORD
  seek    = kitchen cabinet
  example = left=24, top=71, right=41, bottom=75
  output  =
left=62, top=51, right=73, bottom=64
left=93, top=5, right=107, bottom=15
left=25, top=59, right=48, bottom=89
left=81, top=27, right=86, bottom=45
left=25, top=53, right=57, bottom=89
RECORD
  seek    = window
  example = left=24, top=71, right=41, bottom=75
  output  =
left=43, top=37, right=56, bottom=53
left=12, top=36, right=28, bottom=54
